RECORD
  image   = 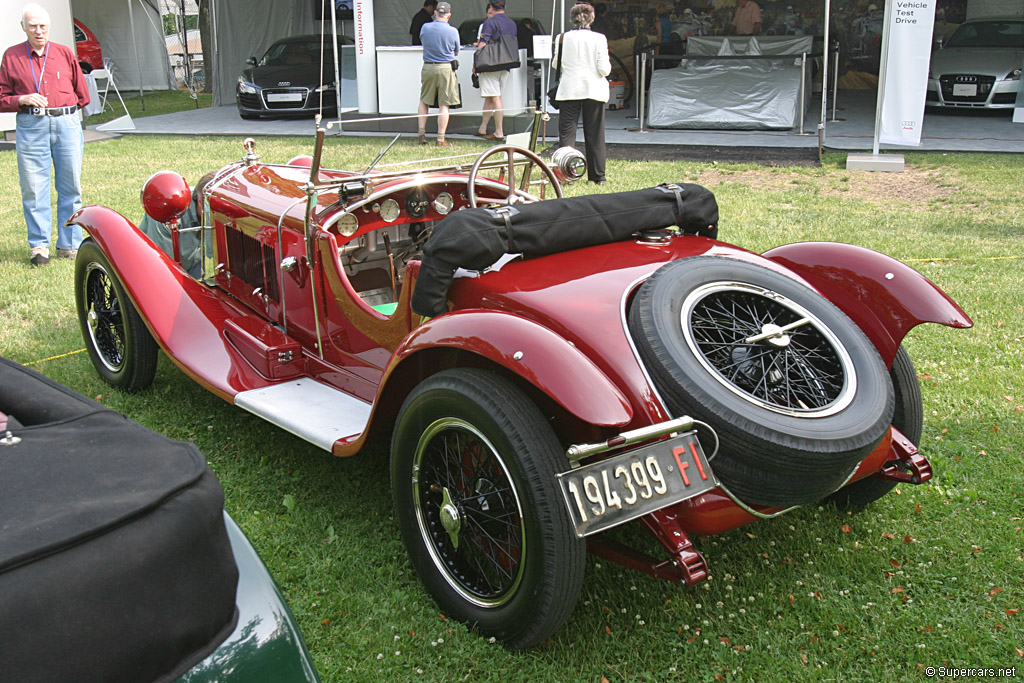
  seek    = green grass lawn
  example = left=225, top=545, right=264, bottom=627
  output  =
left=1, top=135, right=1021, bottom=682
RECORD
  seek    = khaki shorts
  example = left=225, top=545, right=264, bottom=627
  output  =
left=478, top=70, right=509, bottom=98
left=420, top=63, right=460, bottom=108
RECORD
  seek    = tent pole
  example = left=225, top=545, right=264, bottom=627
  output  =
left=330, top=0, right=343, bottom=133
left=819, top=0, right=831, bottom=146
left=129, top=0, right=145, bottom=109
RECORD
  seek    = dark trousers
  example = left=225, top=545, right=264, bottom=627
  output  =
left=558, top=99, right=606, bottom=182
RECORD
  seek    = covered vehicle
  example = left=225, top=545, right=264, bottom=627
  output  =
left=236, top=34, right=353, bottom=119
left=926, top=16, right=1024, bottom=109
left=0, top=357, right=320, bottom=682
left=70, top=115, right=971, bottom=649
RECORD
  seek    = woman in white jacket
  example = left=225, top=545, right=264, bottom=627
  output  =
left=553, top=2, right=611, bottom=184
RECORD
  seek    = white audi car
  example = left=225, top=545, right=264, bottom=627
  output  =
left=926, top=16, right=1023, bottom=110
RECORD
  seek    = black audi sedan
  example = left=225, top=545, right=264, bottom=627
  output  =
left=236, top=34, right=353, bottom=119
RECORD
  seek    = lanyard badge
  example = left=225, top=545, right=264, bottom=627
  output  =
left=27, top=42, right=50, bottom=93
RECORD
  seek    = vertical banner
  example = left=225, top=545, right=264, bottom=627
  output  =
left=353, top=0, right=378, bottom=114
left=878, top=0, right=936, bottom=146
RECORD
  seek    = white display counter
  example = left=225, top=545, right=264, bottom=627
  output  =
left=376, top=46, right=529, bottom=115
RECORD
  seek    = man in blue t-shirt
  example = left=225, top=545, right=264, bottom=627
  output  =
left=417, top=1, right=460, bottom=147
left=473, top=1, right=517, bottom=139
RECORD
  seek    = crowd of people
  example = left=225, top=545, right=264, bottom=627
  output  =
left=410, top=1, right=611, bottom=183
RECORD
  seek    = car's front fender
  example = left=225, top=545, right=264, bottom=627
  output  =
left=763, top=242, right=973, bottom=366
left=385, top=310, right=634, bottom=428
left=69, top=205, right=266, bottom=399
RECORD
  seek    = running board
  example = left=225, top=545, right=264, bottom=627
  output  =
left=234, top=379, right=371, bottom=452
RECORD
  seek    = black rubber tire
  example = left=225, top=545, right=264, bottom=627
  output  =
left=628, top=256, right=894, bottom=507
left=75, top=239, right=158, bottom=393
left=391, top=368, right=585, bottom=649
left=824, top=345, right=922, bottom=508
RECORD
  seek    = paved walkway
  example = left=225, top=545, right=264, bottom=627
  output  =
left=88, top=90, right=1024, bottom=154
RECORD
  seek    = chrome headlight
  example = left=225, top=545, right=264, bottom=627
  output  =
left=237, top=77, right=257, bottom=94
left=1006, top=68, right=1022, bottom=81
left=549, top=147, right=587, bottom=184
left=315, top=82, right=337, bottom=93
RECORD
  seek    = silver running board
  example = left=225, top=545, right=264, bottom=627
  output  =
left=234, top=379, right=371, bottom=452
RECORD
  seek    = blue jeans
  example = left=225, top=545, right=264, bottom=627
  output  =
left=16, top=112, right=84, bottom=251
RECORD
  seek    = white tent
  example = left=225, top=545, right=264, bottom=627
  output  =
left=73, top=0, right=174, bottom=91
left=208, top=0, right=564, bottom=107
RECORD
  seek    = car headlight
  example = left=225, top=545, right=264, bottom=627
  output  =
left=314, top=82, right=337, bottom=93
left=1006, top=68, right=1022, bottom=81
left=237, top=77, right=257, bottom=94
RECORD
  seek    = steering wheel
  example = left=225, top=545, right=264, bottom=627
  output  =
left=467, top=145, right=563, bottom=208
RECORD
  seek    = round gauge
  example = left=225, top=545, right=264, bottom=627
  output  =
left=405, top=186, right=430, bottom=219
left=336, top=212, right=359, bottom=236
left=433, top=191, right=454, bottom=216
left=380, top=198, right=401, bottom=222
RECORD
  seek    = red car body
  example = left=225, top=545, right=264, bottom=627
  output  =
left=70, top=130, right=972, bottom=648
left=73, top=19, right=102, bottom=73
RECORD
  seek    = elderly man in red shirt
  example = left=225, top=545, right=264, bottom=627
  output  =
left=0, top=3, right=90, bottom=266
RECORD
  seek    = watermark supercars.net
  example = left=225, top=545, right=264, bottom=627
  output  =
left=924, top=666, right=1018, bottom=679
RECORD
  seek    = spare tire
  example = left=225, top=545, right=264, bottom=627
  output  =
left=628, top=256, right=893, bottom=507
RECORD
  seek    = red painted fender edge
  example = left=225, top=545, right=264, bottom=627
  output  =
left=384, top=309, right=634, bottom=428
left=763, top=242, right=973, bottom=366
left=70, top=205, right=269, bottom=400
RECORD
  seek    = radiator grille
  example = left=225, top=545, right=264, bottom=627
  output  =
left=225, top=226, right=279, bottom=302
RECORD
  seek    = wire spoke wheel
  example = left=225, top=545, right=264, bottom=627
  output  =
left=83, top=263, right=127, bottom=373
left=682, top=282, right=856, bottom=417
left=629, top=257, right=893, bottom=506
left=391, top=368, right=585, bottom=648
left=75, top=239, right=158, bottom=393
left=413, top=419, right=525, bottom=606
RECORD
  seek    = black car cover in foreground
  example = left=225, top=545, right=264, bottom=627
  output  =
left=0, top=357, right=238, bottom=683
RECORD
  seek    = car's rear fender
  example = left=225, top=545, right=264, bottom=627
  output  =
left=763, top=242, right=973, bottom=366
left=381, top=310, right=634, bottom=429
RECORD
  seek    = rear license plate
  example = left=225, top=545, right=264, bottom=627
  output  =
left=557, top=431, right=718, bottom=538
left=952, top=83, right=977, bottom=97
left=267, top=93, right=303, bottom=102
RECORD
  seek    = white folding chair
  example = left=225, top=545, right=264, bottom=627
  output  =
left=92, top=59, right=127, bottom=114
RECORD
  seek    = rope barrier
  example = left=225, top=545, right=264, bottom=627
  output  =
left=22, top=348, right=87, bottom=367
left=324, top=106, right=536, bottom=129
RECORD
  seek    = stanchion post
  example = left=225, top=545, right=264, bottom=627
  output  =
left=639, top=50, right=648, bottom=131
left=798, top=52, right=807, bottom=133
left=831, top=43, right=840, bottom=121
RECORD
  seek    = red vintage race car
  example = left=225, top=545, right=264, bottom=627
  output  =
left=71, top=122, right=972, bottom=649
